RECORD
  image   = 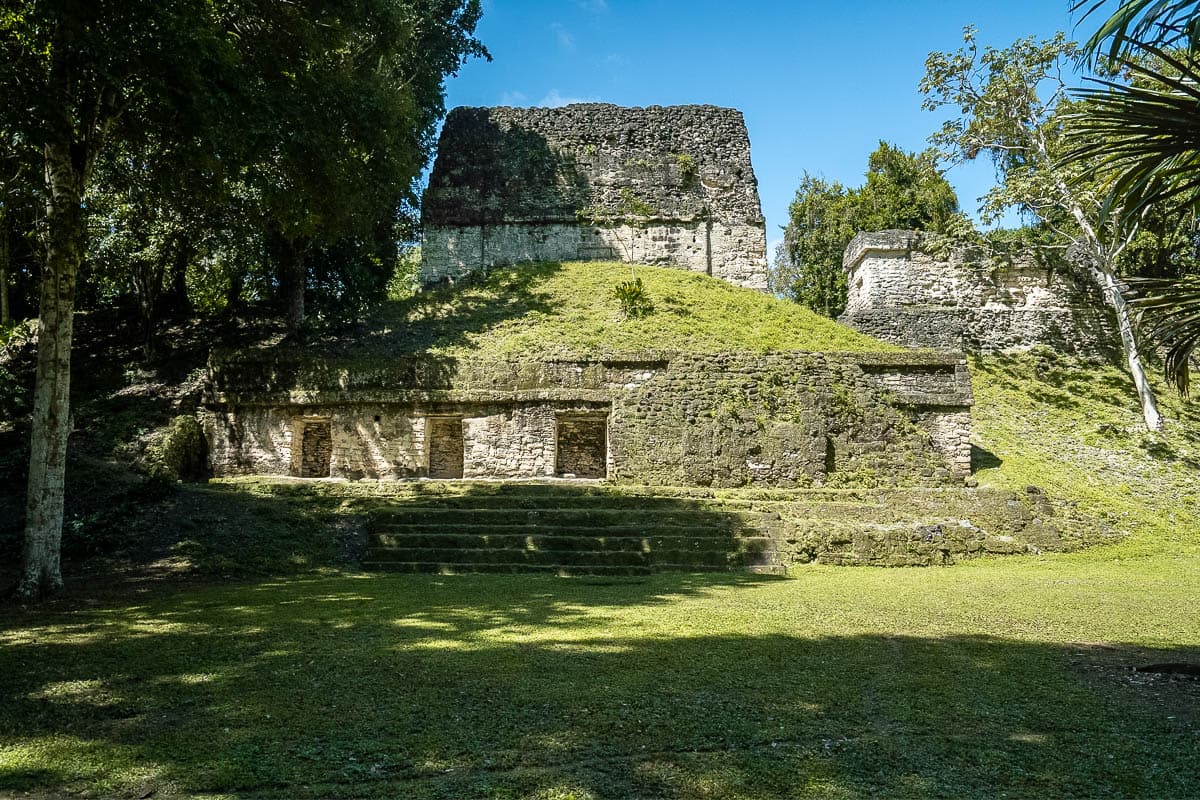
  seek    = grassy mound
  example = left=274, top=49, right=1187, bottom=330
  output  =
left=970, top=349, right=1200, bottom=556
left=347, top=261, right=896, bottom=358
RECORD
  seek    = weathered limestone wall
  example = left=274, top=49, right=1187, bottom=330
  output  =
left=203, top=351, right=972, bottom=487
left=839, top=230, right=1118, bottom=357
left=421, top=104, right=768, bottom=290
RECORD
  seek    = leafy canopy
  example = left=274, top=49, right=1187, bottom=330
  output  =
left=772, top=142, right=960, bottom=318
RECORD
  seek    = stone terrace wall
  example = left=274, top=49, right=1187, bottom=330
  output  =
left=421, top=104, right=768, bottom=290
left=839, top=230, right=1118, bottom=358
left=203, top=350, right=972, bottom=487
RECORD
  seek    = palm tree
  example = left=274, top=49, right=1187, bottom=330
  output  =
left=1074, top=1, right=1200, bottom=57
left=1066, top=1, right=1200, bottom=394
left=1126, top=276, right=1200, bottom=395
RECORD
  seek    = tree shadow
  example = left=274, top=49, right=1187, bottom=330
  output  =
left=423, top=110, right=592, bottom=226
left=355, top=262, right=567, bottom=356
left=1, top=579, right=1197, bottom=798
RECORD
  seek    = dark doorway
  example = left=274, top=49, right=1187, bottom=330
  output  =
left=428, top=416, right=465, bottom=479
left=556, top=415, right=608, bottom=478
left=298, top=420, right=333, bottom=478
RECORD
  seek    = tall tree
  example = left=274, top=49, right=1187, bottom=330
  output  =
left=0, top=1, right=486, bottom=599
left=0, top=2, right=240, bottom=599
left=855, top=142, right=960, bottom=233
left=1062, top=1, right=1200, bottom=394
left=921, top=27, right=1164, bottom=430
left=773, top=142, right=960, bottom=317
left=234, top=0, right=486, bottom=331
left=772, top=175, right=856, bottom=317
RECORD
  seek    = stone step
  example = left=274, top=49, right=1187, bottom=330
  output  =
left=364, top=547, right=777, bottom=568
left=371, top=530, right=777, bottom=552
left=361, top=560, right=788, bottom=576
left=360, top=494, right=765, bottom=511
left=367, top=507, right=779, bottom=529
left=361, top=562, right=655, bottom=576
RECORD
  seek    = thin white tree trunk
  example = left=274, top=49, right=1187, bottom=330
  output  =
left=17, top=144, right=85, bottom=599
left=1044, top=152, right=1164, bottom=432
left=1093, top=263, right=1164, bottom=430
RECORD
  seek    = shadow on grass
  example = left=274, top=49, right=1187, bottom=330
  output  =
left=333, top=261, right=567, bottom=358
left=970, top=444, right=1002, bottom=472
left=1, top=573, right=1197, bottom=799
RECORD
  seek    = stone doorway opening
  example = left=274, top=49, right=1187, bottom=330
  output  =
left=428, top=416, right=465, bottom=479
left=296, top=419, right=333, bottom=478
left=556, top=414, right=608, bottom=478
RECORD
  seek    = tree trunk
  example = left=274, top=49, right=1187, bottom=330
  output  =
left=1049, top=166, right=1165, bottom=432
left=162, top=233, right=193, bottom=317
left=17, top=144, right=85, bottom=600
left=0, top=208, right=9, bottom=326
left=1092, top=263, right=1164, bottom=431
left=281, top=239, right=306, bottom=332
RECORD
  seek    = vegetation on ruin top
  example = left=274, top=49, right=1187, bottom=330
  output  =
left=339, top=261, right=898, bottom=359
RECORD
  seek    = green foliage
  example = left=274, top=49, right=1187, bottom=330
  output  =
left=0, top=1, right=488, bottom=331
left=612, top=275, right=653, bottom=319
left=1126, top=275, right=1200, bottom=395
left=773, top=143, right=962, bottom=318
left=1072, top=0, right=1200, bottom=62
left=620, top=187, right=656, bottom=218
left=771, top=175, right=855, bottom=318
left=856, top=142, right=960, bottom=232
left=387, top=246, right=422, bottom=302
left=1065, top=50, right=1200, bottom=225
left=921, top=28, right=1091, bottom=229
left=673, top=153, right=698, bottom=186
left=150, top=415, right=207, bottom=482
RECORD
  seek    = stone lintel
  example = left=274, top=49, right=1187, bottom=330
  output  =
left=843, top=229, right=921, bottom=272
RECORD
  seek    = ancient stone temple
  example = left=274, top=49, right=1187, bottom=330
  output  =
left=202, top=351, right=973, bottom=487
left=839, top=230, right=1118, bottom=358
left=420, top=103, right=769, bottom=290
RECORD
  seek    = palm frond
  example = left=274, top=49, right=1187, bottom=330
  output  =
left=1063, top=48, right=1200, bottom=220
left=1127, top=275, right=1200, bottom=395
left=1073, top=0, right=1200, bottom=61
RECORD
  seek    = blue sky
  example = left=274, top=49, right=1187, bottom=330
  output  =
left=439, top=0, right=1097, bottom=254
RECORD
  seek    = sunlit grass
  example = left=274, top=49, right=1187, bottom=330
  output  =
left=360, top=261, right=896, bottom=358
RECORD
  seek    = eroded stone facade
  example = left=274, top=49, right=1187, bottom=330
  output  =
left=421, top=104, right=769, bottom=290
left=203, top=351, right=973, bottom=487
left=839, top=230, right=1118, bottom=358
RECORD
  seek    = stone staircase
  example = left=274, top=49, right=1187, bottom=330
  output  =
left=362, top=490, right=786, bottom=576
left=352, top=481, right=1109, bottom=576
left=218, top=478, right=1107, bottom=576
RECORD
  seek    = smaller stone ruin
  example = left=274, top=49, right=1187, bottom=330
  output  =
left=839, top=230, right=1118, bottom=358
left=420, top=103, right=769, bottom=290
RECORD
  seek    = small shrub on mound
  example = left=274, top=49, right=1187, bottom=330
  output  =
left=613, top=276, right=653, bottom=318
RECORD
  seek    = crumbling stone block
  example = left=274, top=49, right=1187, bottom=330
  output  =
left=421, top=104, right=768, bottom=290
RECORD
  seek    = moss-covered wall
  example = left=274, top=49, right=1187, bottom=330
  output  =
left=204, top=351, right=972, bottom=488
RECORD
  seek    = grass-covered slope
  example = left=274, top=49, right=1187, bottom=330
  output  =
left=341, top=261, right=897, bottom=358
left=969, top=349, right=1200, bottom=557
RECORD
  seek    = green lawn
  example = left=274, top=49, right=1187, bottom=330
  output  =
left=2, top=562, right=1198, bottom=799
left=1, top=351, right=1198, bottom=799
